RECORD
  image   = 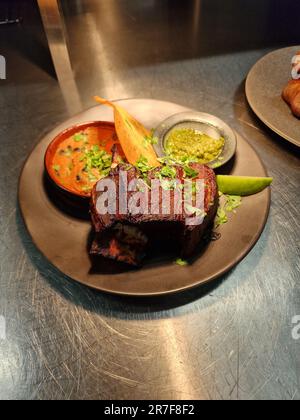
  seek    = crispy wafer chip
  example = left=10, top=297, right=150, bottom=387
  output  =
left=94, top=96, right=160, bottom=168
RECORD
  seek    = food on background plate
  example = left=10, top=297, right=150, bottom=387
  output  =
left=94, top=96, right=160, bottom=168
left=165, top=127, right=225, bottom=164
left=90, top=162, right=218, bottom=266
left=282, top=51, right=300, bottom=118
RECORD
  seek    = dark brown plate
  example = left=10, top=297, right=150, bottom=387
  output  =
left=19, top=99, right=271, bottom=296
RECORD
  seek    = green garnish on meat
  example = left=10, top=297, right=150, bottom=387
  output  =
left=183, top=166, right=199, bottom=179
left=143, top=129, right=159, bottom=147
left=135, top=155, right=154, bottom=174
left=159, top=165, right=177, bottom=179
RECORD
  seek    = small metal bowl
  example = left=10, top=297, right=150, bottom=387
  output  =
left=153, top=112, right=237, bottom=169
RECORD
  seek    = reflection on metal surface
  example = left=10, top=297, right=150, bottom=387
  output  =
left=37, top=0, right=82, bottom=115
left=192, top=0, right=202, bottom=44
left=161, top=320, right=203, bottom=399
left=0, top=18, right=22, bottom=26
left=84, top=12, right=131, bottom=100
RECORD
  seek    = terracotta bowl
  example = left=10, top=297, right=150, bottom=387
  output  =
left=44, top=121, right=117, bottom=215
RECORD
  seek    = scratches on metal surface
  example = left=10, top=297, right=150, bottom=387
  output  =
left=0, top=5, right=299, bottom=399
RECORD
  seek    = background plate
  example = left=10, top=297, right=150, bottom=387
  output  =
left=246, top=46, right=300, bottom=147
left=19, top=99, right=270, bottom=296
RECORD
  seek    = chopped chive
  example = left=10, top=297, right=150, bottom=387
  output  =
left=183, top=166, right=199, bottom=179
left=175, top=258, right=188, bottom=266
left=73, top=133, right=86, bottom=142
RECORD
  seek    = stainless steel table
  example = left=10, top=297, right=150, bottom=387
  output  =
left=0, top=0, right=299, bottom=400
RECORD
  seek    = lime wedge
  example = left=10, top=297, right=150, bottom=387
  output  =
left=217, top=175, right=273, bottom=196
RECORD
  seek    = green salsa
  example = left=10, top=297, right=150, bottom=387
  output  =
left=165, top=128, right=225, bottom=164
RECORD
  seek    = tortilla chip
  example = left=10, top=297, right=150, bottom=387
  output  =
left=94, top=96, right=160, bottom=168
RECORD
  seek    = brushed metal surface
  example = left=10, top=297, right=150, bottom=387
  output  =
left=0, top=0, right=299, bottom=400
left=37, top=0, right=82, bottom=115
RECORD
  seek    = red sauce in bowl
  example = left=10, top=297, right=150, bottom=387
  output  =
left=45, top=121, right=124, bottom=198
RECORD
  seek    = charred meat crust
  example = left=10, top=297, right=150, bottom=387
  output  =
left=90, top=163, right=218, bottom=265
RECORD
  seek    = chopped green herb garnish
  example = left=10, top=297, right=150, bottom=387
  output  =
left=143, top=129, right=159, bottom=147
left=215, top=194, right=242, bottom=228
left=73, top=133, right=86, bottom=142
left=92, top=145, right=100, bottom=152
left=157, top=156, right=175, bottom=165
left=53, top=165, right=60, bottom=172
left=154, top=165, right=178, bottom=190
left=183, top=166, right=199, bottom=179
left=159, top=165, right=177, bottom=179
left=175, top=258, right=188, bottom=266
left=135, top=155, right=154, bottom=174
left=225, top=195, right=242, bottom=213
left=81, top=147, right=112, bottom=179
left=215, top=207, right=228, bottom=228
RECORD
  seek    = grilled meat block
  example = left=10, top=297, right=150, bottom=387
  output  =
left=90, top=163, right=218, bottom=265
